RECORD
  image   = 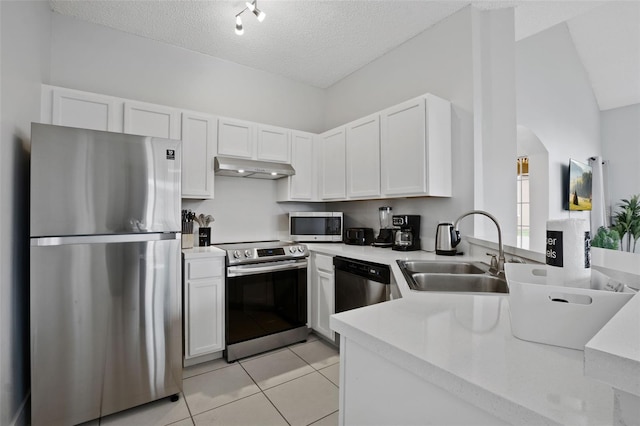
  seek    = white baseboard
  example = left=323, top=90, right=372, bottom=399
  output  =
left=9, top=391, right=29, bottom=426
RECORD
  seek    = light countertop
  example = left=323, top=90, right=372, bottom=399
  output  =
left=182, top=246, right=226, bottom=259
left=305, top=243, right=639, bottom=425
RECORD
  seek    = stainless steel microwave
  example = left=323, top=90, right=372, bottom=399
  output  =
left=289, top=212, right=343, bottom=242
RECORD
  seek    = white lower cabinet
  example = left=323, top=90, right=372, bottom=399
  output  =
left=310, top=253, right=335, bottom=340
left=183, top=253, right=225, bottom=364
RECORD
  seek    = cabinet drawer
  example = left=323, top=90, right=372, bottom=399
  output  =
left=187, top=258, right=224, bottom=280
left=314, top=254, right=334, bottom=272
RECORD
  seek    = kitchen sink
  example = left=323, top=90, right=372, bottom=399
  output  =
left=408, top=273, right=508, bottom=293
left=397, top=260, right=509, bottom=294
left=400, top=260, right=487, bottom=275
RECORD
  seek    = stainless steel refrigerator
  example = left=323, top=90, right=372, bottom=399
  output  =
left=29, top=123, right=183, bottom=426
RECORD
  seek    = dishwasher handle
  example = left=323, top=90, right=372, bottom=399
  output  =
left=333, top=256, right=390, bottom=284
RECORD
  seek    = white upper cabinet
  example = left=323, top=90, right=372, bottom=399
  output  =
left=257, top=125, right=290, bottom=163
left=124, top=101, right=181, bottom=139
left=279, top=131, right=316, bottom=201
left=42, top=86, right=122, bottom=132
left=217, top=118, right=254, bottom=159
left=181, top=112, right=217, bottom=199
left=218, top=119, right=290, bottom=163
left=380, top=94, right=451, bottom=197
left=319, top=128, right=347, bottom=200
left=346, top=114, right=381, bottom=199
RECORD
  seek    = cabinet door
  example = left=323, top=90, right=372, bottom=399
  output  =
left=51, top=88, right=119, bottom=132
left=314, top=269, right=335, bottom=340
left=319, top=128, right=346, bottom=200
left=182, top=113, right=216, bottom=199
left=185, top=278, right=224, bottom=358
left=124, top=101, right=180, bottom=139
left=380, top=97, right=427, bottom=196
left=257, top=125, right=290, bottom=163
left=217, top=118, right=254, bottom=159
left=288, top=131, right=316, bottom=200
left=346, top=115, right=381, bottom=199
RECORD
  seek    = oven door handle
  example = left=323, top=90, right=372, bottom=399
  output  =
left=227, top=260, right=308, bottom=277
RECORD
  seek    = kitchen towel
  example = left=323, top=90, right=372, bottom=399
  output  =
left=546, top=218, right=591, bottom=288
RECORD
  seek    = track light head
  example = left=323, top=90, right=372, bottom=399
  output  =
left=254, top=7, right=266, bottom=22
left=235, top=0, right=265, bottom=35
left=235, top=15, right=244, bottom=35
left=245, top=1, right=266, bottom=22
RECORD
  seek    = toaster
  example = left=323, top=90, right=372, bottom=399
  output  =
left=344, top=228, right=374, bottom=245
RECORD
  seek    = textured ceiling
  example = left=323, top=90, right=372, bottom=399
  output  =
left=50, top=1, right=639, bottom=109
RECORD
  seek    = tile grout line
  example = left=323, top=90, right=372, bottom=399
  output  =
left=183, top=361, right=234, bottom=380
left=178, top=391, right=195, bottom=425
left=180, top=338, right=339, bottom=426
left=237, top=359, right=292, bottom=426
left=186, top=391, right=262, bottom=423
left=306, top=409, right=339, bottom=426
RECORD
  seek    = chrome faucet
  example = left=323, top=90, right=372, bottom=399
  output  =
left=453, top=210, right=506, bottom=275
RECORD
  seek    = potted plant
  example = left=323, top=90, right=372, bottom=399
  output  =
left=591, top=226, right=620, bottom=250
left=611, top=194, right=640, bottom=253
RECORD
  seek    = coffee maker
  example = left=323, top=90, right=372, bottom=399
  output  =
left=373, top=206, right=395, bottom=247
left=392, top=215, right=421, bottom=251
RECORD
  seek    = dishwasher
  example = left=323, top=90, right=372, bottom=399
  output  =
left=333, top=256, right=391, bottom=314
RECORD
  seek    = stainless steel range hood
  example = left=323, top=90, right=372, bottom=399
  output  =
left=214, top=156, right=295, bottom=180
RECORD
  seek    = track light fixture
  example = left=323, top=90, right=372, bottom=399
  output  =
left=234, top=0, right=266, bottom=35
left=235, top=15, right=244, bottom=35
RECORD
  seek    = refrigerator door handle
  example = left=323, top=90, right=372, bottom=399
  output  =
left=31, top=232, right=181, bottom=247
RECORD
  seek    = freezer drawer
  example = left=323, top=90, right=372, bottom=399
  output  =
left=30, top=237, right=182, bottom=426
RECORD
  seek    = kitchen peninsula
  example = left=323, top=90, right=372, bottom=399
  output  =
left=304, top=244, right=640, bottom=425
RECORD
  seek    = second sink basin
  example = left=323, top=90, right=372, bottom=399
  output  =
left=401, top=260, right=487, bottom=275
left=397, top=260, right=509, bottom=294
left=409, top=273, right=508, bottom=293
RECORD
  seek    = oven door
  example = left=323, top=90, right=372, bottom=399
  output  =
left=226, top=259, right=307, bottom=359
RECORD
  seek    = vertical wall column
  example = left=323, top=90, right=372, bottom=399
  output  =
left=471, top=7, right=517, bottom=246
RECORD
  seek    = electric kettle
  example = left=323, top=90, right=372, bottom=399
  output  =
left=435, top=223, right=461, bottom=255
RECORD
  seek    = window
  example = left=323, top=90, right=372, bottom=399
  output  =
left=517, top=157, right=530, bottom=249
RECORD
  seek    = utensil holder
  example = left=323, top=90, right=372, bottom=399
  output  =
left=198, top=227, right=211, bottom=247
left=182, top=233, right=194, bottom=249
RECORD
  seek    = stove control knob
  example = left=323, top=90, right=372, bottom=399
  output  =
left=289, top=246, right=297, bottom=254
left=244, top=250, right=252, bottom=258
left=233, top=250, right=241, bottom=259
left=297, top=246, right=305, bottom=253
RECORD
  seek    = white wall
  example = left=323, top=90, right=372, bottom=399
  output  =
left=325, top=7, right=474, bottom=129
left=182, top=177, right=325, bottom=244
left=516, top=23, right=601, bottom=224
left=601, top=104, right=640, bottom=212
left=470, top=8, right=517, bottom=247
left=0, top=2, right=51, bottom=424
left=49, top=13, right=326, bottom=134
left=326, top=8, right=476, bottom=250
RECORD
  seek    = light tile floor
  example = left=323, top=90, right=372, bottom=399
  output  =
left=96, top=333, right=340, bottom=426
